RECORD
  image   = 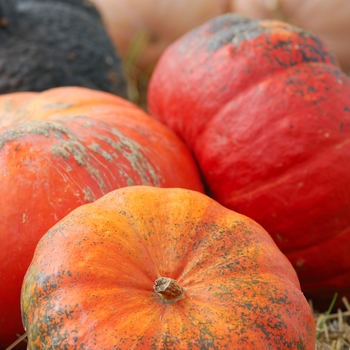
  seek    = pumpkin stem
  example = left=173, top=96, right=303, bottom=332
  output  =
left=154, top=277, right=185, bottom=303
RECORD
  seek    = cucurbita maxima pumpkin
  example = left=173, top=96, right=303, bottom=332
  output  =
left=147, top=13, right=350, bottom=309
left=21, top=186, right=315, bottom=349
left=0, top=86, right=204, bottom=348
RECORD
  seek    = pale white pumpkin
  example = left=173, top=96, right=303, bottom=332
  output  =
left=91, top=0, right=231, bottom=73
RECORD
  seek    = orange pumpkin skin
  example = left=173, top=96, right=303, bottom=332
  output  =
left=0, top=91, right=38, bottom=128
left=0, top=88, right=204, bottom=348
left=0, top=92, right=38, bottom=113
left=0, top=86, right=135, bottom=129
left=21, top=186, right=315, bottom=349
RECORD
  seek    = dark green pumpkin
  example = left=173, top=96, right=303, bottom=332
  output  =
left=0, top=0, right=127, bottom=96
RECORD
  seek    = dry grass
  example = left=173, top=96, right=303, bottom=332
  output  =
left=313, top=297, right=350, bottom=350
left=122, top=30, right=154, bottom=112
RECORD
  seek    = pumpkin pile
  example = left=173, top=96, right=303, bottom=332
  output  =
left=1, top=8, right=349, bottom=350
left=0, top=87, right=203, bottom=348
left=148, top=13, right=350, bottom=311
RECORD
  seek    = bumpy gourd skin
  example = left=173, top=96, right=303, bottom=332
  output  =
left=148, top=14, right=350, bottom=309
left=0, top=0, right=127, bottom=97
left=21, top=186, right=315, bottom=350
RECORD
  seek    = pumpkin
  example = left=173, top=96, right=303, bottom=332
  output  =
left=21, top=186, right=315, bottom=349
left=0, top=91, right=38, bottom=123
left=91, top=0, right=350, bottom=76
left=91, top=0, right=231, bottom=74
left=0, top=0, right=127, bottom=96
left=147, top=14, right=350, bottom=309
left=0, top=87, right=204, bottom=348
left=232, top=0, right=350, bottom=73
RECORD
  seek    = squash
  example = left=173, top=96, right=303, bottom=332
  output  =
left=21, top=186, right=316, bottom=349
left=0, top=87, right=204, bottom=348
left=147, top=14, right=350, bottom=309
left=232, top=0, right=350, bottom=73
left=0, top=0, right=127, bottom=96
left=91, top=0, right=231, bottom=74
left=0, top=91, right=38, bottom=124
left=91, top=0, right=350, bottom=75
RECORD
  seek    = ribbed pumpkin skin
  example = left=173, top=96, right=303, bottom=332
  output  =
left=147, top=14, right=350, bottom=308
left=0, top=87, right=204, bottom=348
left=21, top=186, right=315, bottom=349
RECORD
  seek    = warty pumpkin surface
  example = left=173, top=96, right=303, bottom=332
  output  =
left=21, top=186, right=316, bottom=349
left=147, top=14, right=350, bottom=309
left=0, top=87, right=204, bottom=348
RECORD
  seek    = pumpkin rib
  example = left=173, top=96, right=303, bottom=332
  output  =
left=178, top=235, right=294, bottom=287
left=301, top=270, right=350, bottom=291
left=192, top=61, right=348, bottom=163
left=224, top=135, right=350, bottom=206
left=192, top=61, right=339, bottom=144
left=287, top=225, right=350, bottom=281
left=221, top=138, right=350, bottom=254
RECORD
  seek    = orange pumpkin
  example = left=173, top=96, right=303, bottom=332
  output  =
left=0, top=86, right=133, bottom=128
left=0, top=87, right=204, bottom=349
left=21, top=186, right=315, bottom=349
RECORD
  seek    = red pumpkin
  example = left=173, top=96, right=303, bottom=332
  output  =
left=232, top=0, right=350, bottom=73
left=147, top=14, right=350, bottom=309
left=0, top=87, right=204, bottom=348
left=21, top=186, right=315, bottom=349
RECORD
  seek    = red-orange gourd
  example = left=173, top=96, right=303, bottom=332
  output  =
left=147, top=14, right=350, bottom=309
left=232, top=0, right=350, bottom=73
left=0, top=87, right=204, bottom=348
left=21, top=186, right=316, bottom=349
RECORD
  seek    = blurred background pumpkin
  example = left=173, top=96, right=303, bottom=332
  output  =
left=91, top=0, right=231, bottom=75
left=91, top=0, right=350, bottom=79
left=0, top=0, right=127, bottom=96
left=232, top=0, right=350, bottom=73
